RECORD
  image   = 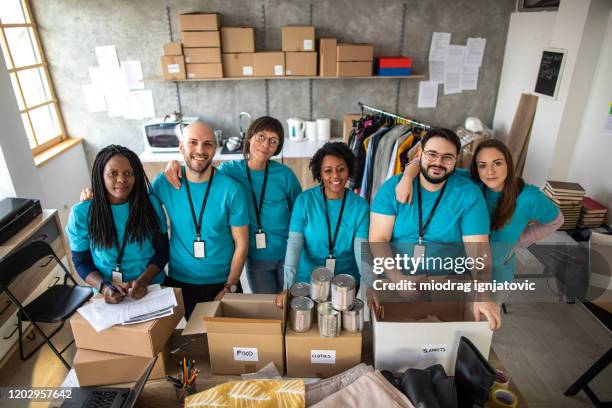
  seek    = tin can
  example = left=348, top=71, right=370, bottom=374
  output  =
left=317, top=301, right=341, bottom=338
left=290, top=296, right=314, bottom=333
left=331, top=274, right=356, bottom=311
left=290, top=282, right=311, bottom=298
left=343, top=298, right=364, bottom=333
left=310, top=267, right=333, bottom=302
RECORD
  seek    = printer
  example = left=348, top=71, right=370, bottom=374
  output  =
left=0, top=197, right=42, bottom=245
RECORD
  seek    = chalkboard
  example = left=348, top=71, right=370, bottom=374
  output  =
left=534, top=48, right=566, bottom=99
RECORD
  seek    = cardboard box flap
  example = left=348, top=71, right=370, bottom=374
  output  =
left=204, top=317, right=282, bottom=335
left=377, top=302, right=467, bottom=323
left=182, top=300, right=221, bottom=335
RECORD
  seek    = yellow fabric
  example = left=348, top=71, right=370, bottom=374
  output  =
left=393, top=134, right=414, bottom=175
left=185, top=379, right=305, bottom=408
left=363, top=135, right=372, bottom=153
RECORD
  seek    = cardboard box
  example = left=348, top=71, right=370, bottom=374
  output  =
left=73, top=344, right=169, bottom=386
left=285, top=321, right=362, bottom=378
left=222, top=53, right=254, bottom=77
left=378, top=56, right=412, bottom=68
left=343, top=113, right=361, bottom=143
left=319, top=38, right=337, bottom=77
left=179, top=12, right=221, bottom=31
left=160, top=55, right=186, bottom=80
left=282, top=26, right=315, bottom=52
left=285, top=52, right=317, bottom=76
left=372, top=301, right=493, bottom=376
left=184, top=47, right=221, bottom=63
left=186, top=63, right=223, bottom=79
left=337, top=61, right=372, bottom=77
left=253, top=52, right=285, bottom=77
left=70, top=288, right=184, bottom=358
left=183, top=294, right=285, bottom=375
left=182, top=31, right=221, bottom=48
left=337, top=44, right=374, bottom=62
left=163, top=42, right=182, bottom=56
left=221, top=27, right=255, bottom=53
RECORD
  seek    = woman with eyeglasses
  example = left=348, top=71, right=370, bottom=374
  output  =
left=164, top=116, right=302, bottom=293
left=395, top=138, right=563, bottom=282
left=66, top=145, right=169, bottom=304
left=276, top=142, right=370, bottom=307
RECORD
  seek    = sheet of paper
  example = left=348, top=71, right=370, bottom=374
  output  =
left=418, top=81, right=438, bottom=108
left=605, top=102, right=612, bottom=132
left=446, top=45, right=466, bottom=72
left=126, top=287, right=177, bottom=320
left=88, top=67, right=105, bottom=88
left=461, top=65, right=479, bottom=90
left=465, top=38, right=487, bottom=67
left=95, top=45, right=119, bottom=70
left=82, top=84, right=107, bottom=112
left=429, top=60, right=445, bottom=83
left=124, top=90, right=155, bottom=120
left=121, top=60, right=144, bottom=90
left=444, top=72, right=462, bottom=95
left=102, top=67, right=129, bottom=117
left=429, top=32, right=451, bottom=61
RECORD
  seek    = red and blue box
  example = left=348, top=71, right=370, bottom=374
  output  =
left=377, top=56, right=412, bottom=76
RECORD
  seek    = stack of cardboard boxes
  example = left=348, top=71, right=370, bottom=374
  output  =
left=69, top=288, right=184, bottom=386
left=376, top=57, right=413, bottom=76
left=222, top=27, right=256, bottom=77
left=337, top=44, right=374, bottom=77
left=180, top=12, right=223, bottom=79
left=161, top=42, right=186, bottom=80
left=283, top=26, right=317, bottom=76
left=319, top=38, right=337, bottom=77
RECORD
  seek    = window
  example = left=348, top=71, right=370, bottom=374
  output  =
left=0, top=0, right=67, bottom=155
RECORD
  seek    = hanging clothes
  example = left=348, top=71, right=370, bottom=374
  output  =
left=370, top=125, right=411, bottom=199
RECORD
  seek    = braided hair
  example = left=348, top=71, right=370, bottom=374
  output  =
left=88, top=145, right=160, bottom=249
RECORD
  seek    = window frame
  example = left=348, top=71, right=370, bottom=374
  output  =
left=0, top=0, right=68, bottom=156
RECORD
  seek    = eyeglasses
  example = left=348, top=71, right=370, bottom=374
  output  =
left=422, top=150, right=456, bottom=165
left=254, top=133, right=279, bottom=147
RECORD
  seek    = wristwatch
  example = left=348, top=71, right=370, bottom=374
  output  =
left=224, top=282, right=238, bottom=293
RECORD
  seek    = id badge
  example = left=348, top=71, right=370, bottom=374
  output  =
left=193, top=240, right=206, bottom=258
left=325, top=257, right=336, bottom=273
left=413, top=244, right=426, bottom=260
left=255, top=231, right=267, bottom=249
left=112, top=270, right=123, bottom=283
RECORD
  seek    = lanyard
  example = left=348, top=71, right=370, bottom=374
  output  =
left=322, top=187, right=348, bottom=258
left=113, top=225, right=129, bottom=272
left=416, top=176, right=447, bottom=243
left=245, top=161, right=269, bottom=231
left=184, top=166, right=215, bottom=240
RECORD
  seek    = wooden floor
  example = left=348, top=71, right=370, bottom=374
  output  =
left=0, top=303, right=610, bottom=408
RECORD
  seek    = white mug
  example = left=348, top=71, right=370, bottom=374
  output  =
left=287, top=118, right=305, bottom=142
left=306, top=121, right=318, bottom=141
left=317, top=118, right=331, bottom=141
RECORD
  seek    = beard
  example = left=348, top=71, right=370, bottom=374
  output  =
left=186, top=155, right=212, bottom=175
left=420, top=162, right=454, bottom=184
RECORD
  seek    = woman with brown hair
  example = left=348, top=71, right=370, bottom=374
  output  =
left=394, top=138, right=563, bottom=282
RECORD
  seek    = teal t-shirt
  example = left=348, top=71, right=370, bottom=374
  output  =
left=217, top=160, right=302, bottom=261
left=290, top=187, right=370, bottom=283
left=66, top=196, right=167, bottom=284
left=151, top=168, right=249, bottom=284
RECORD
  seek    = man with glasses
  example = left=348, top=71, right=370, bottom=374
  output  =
left=368, top=128, right=501, bottom=330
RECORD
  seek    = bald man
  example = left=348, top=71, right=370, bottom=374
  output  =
left=151, top=120, right=249, bottom=317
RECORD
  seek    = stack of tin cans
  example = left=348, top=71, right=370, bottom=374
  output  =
left=289, top=267, right=364, bottom=338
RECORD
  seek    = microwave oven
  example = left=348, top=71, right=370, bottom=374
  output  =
left=143, top=117, right=197, bottom=152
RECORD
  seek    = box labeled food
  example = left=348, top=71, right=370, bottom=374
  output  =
left=337, top=61, right=372, bottom=77
left=73, top=343, right=169, bottom=386
left=179, top=12, right=221, bottom=31
left=282, top=26, right=315, bottom=52
left=319, top=38, right=337, bottom=77
left=222, top=53, right=254, bottom=77
left=221, top=27, right=255, bottom=53
left=285, top=320, right=361, bottom=378
left=337, top=44, right=374, bottom=62
left=160, top=56, right=186, bottom=80
left=163, top=42, right=182, bottom=56
left=70, top=288, right=184, bottom=357
left=182, top=31, right=221, bottom=48
left=183, top=293, right=285, bottom=375
left=372, top=301, right=493, bottom=376
left=285, top=52, right=317, bottom=76
left=184, top=48, right=221, bottom=64
left=253, top=52, right=285, bottom=77
left=186, top=63, right=223, bottom=79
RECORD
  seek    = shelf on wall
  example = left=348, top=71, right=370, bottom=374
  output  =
left=145, top=74, right=425, bottom=82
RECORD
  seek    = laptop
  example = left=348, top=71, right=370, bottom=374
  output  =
left=61, top=355, right=157, bottom=408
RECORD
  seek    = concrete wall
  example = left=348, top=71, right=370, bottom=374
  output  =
left=30, top=0, right=515, bottom=167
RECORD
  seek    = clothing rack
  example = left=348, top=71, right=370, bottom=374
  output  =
left=358, top=102, right=431, bottom=130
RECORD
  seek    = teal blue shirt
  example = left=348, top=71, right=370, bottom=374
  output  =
left=66, top=197, right=167, bottom=284
left=217, top=160, right=302, bottom=261
left=151, top=168, right=249, bottom=284
left=290, top=187, right=370, bottom=283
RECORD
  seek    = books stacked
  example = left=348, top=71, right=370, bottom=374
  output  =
left=578, top=197, right=608, bottom=228
left=543, top=181, right=585, bottom=230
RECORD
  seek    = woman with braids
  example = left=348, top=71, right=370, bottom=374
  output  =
left=67, top=145, right=169, bottom=304
left=275, top=142, right=370, bottom=307
left=394, top=138, right=563, bottom=282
